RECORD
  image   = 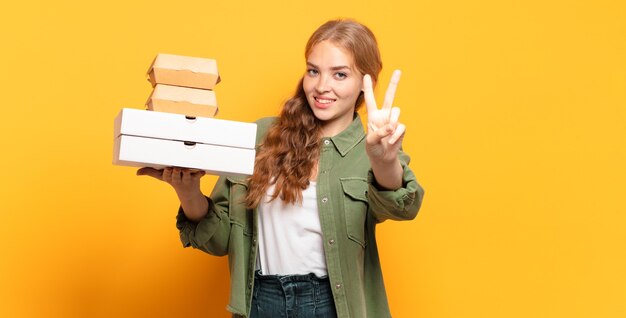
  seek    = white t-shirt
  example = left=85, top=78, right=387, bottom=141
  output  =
left=256, top=181, right=328, bottom=277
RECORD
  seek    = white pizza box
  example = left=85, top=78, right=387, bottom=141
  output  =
left=147, top=53, right=220, bottom=89
left=113, top=108, right=256, bottom=149
left=146, top=84, right=218, bottom=118
left=113, top=135, right=255, bottom=176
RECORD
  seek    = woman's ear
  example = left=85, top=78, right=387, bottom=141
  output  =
left=355, top=91, right=365, bottom=109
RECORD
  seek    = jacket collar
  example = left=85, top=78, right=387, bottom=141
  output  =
left=328, top=113, right=366, bottom=157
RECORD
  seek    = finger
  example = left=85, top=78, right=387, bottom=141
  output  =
left=388, top=123, right=406, bottom=145
left=136, top=167, right=164, bottom=180
left=362, top=74, right=378, bottom=115
left=162, top=167, right=173, bottom=183
left=182, top=169, right=192, bottom=185
left=389, top=106, right=401, bottom=128
left=367, top=124, right=393, bottom=145
left=367, top=123, right=378, bottom=134
left=382, top=70, right=401, bottom=111
left=171, top=167, right=182, bottom=185
left=191, top=170, right=206, bottom=182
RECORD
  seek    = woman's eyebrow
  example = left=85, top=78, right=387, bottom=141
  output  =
left=306, top=62, right=351, bottom=71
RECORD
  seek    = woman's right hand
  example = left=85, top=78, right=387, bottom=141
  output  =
left=137, top=167, right=209, bottom=222
left=136, top=167, right=205, bottom=198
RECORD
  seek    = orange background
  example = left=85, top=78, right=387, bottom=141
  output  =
left=1, top=0, right=625, bottom=317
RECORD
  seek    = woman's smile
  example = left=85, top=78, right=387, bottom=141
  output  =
left=313, top=96, right=337, bottom=109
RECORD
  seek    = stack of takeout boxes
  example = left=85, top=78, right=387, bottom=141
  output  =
left=113, top=53, right=257, bottom=176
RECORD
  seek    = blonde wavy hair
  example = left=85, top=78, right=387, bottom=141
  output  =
left=246, top=18, right=383, bottom=208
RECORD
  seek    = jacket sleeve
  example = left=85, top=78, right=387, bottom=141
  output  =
left=175, top=176, right=232, bottom=256
left=174, top=117, right=276, bottom=256
left=366, top=149, right=425, bottom=223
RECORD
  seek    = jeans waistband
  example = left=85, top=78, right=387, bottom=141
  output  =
left=254, top=269, right=329, bottom=283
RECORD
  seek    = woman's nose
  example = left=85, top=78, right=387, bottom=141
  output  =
left=315, top=75, right=330, bottom=93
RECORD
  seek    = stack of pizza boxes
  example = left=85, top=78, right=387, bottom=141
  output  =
left=113, top=53, right=257, bottom=176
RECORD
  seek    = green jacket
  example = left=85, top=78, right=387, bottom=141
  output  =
left=176, top=115, right=425, bottom=317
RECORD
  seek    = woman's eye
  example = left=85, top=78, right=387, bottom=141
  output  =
left=335, top=72, right=347, bottom=79
left=307, top=69, right=319, bottom=76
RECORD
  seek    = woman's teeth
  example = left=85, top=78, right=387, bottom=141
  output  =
left=316, top=98, right=334, bottom=104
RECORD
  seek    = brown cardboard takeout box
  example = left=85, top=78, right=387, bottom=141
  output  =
left=146, top=84, right=218, bottom=118
left=147, top=53, right=221, bottom=89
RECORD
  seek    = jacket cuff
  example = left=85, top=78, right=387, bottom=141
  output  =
left=175, top=195, right=218, bottom=248
left=367, top=162, right=421, bottom=215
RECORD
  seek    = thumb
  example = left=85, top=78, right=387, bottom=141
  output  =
left=136, top=167, right=164, bottom=180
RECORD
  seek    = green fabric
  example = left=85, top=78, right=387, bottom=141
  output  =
left=176, top=114, right=424, bottom=318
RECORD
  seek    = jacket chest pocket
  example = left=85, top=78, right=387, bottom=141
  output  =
left=340, top=177, right=369, bottom=248
left=227, top=177, right=252, bottom=236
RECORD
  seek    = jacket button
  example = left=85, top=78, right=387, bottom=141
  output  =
left=324, top=140, right=331, bottom=145
left=321, top=197, right=328, bottom=203
left=335, top=283, right=342, bottom=289
left=328, top=239, right=335, bottom=245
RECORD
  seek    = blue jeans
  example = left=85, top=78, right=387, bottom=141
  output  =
left=248, top=270, right=338, bottom=318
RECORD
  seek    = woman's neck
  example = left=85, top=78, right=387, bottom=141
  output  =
left=319, top=115, right=353, bottom=137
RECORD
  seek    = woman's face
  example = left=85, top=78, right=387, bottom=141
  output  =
left=303, top=40, right=363, bottom=136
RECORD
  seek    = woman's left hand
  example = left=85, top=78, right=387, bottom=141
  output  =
left=363, top=69, right=405, bottom=164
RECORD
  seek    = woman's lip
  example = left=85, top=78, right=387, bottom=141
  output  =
left=314, top=97, right=335, bottom=109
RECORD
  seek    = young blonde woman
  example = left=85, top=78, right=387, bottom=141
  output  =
left=138, top=18, right=425, bottom=318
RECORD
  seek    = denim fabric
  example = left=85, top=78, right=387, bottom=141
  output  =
left=249, top=270, right=337, bottom=318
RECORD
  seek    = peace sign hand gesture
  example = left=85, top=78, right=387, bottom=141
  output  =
left=364, top=69, right=405, bottom=165
left=362, top=70, right=406, bottom=190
